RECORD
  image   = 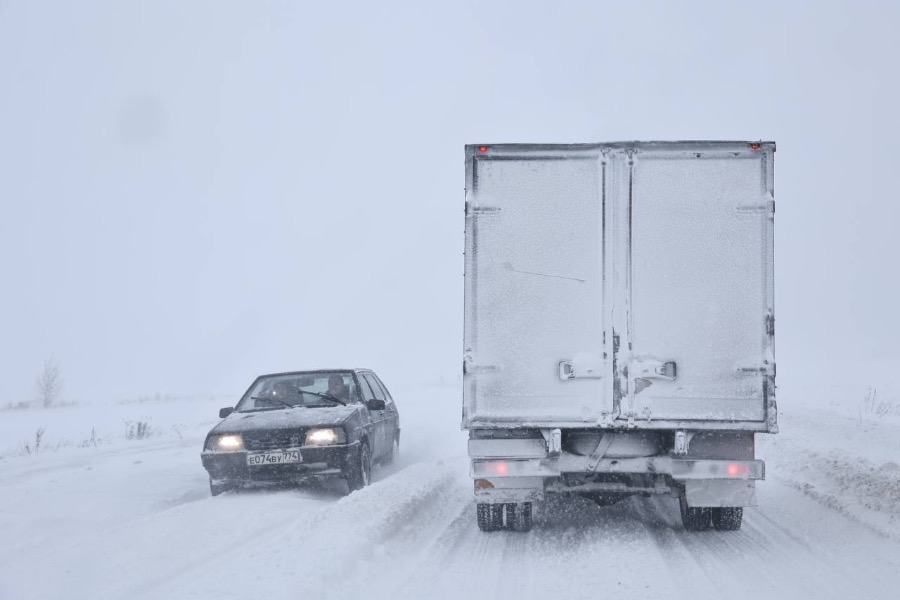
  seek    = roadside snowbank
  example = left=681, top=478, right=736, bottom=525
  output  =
left=761, top=375, right=900, bottom=540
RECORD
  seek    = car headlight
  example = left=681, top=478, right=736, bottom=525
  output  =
left=206, top=434, right=244, bottom=451
left=305, top=428, right=346, bottom=446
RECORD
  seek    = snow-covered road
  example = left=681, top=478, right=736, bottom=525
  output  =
left=2, top=382, right=900, bottom=600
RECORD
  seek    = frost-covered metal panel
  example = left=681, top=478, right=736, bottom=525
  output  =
left=624, top=149, right=773, bottom=424
left=463, top=146, right=610, bottom=426
left=463, top=142, right=775, bottom=431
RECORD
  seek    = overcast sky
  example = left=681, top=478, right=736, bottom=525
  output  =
left=1, top=0, right=898, bottom=404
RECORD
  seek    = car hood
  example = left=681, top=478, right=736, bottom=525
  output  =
left=212, top=405, right=361, bottom=434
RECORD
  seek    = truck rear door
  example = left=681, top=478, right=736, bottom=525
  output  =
left=622, top=146, right=775, bottom=425
left=463, top=146, right=612, bottom=427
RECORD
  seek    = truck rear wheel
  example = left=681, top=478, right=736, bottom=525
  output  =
left=679, top=494, right=712, bottom=531
left=711, top=507, right=743, bottom=531
left=507, top=502, right=533, bottom=532
left=476, top=503, right=497, bottom=531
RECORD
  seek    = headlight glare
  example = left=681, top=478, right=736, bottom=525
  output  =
left=208, top=434, right=244, bottom=451
left=305, top=428, right=346, bottom=446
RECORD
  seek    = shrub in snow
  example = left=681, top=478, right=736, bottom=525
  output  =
left=124, top=419, right=153, bottom=440
left=22, top=427, right=45, bottom=456
left=859, top=388, right=898, bottom=419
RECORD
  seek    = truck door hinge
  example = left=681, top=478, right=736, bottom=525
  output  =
left=469, top=205, right=501, bottom=215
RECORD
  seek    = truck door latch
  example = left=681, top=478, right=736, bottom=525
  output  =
left=631, top=359, right=677, bottom=381
left=558, top=353, right=604, bottom=380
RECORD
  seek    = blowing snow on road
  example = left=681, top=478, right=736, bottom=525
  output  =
left=2, top=380, right=900, bottom=600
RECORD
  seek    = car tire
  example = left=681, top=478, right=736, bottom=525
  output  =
left=346, top=442, right=371, bottom=493
left=679, top=494, right=712, bottom=531
left=384, top=434, right=399, bottom=465
left=711, top=507, right=743, bottom=531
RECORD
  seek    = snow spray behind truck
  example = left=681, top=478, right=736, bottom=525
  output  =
left=463, top=141, right=776, bottom=532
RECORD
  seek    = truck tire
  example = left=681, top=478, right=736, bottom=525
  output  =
left=477, top=503, right=504, bottom=532
left=346, top=442, right=371, bottom=493
left=476, top=503, right=495, bottom=531
left=507, top=502, right=533, bottom=532
left=711, top=507, right=743, bottom=531
left=680, top=494, right=712, bottom=531
left=491, top=503, right=504, bottom=529
left=505, top=503, right=516, bottom=530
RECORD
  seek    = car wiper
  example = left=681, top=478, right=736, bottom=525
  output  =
left=249, top=396, right=298, bottom=410
left=298, top=390, right=346, bottom=406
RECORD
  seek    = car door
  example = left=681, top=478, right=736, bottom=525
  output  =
left=370, top=373, right=398, bottom=450
left=361, top=373, right=390, bottom=459
left=357, top=373, right=385, bottom=458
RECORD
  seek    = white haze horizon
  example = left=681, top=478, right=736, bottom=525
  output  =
left=2, top=0, right=899, bottom=404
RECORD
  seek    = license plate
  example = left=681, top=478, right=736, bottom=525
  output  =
left=247, top=451, right=302, bottom=466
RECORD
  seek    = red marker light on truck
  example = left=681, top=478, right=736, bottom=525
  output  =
left=478, top=146, right=489, bottom=153
left=727, top=463, right=749, bottom=477
left=485, top=461, right=508, bottom=475
left=749, top=143, right=761, bottom=150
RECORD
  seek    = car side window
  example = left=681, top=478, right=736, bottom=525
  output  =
left=362, top=374, right=386, bottom=401
left=357, top=375, right=376, bottom=401
left=371, top=375, right=393, bottom=404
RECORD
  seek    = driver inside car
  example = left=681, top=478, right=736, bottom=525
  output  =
left=260, top=381, right=296, bottom=405
left=327, top=375, right=350, bottom=402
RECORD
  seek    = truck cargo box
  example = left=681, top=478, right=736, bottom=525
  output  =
left=462, top=141, right=776, bottom=432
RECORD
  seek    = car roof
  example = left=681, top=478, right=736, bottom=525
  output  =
left=257, top=368, right=374, bottom=378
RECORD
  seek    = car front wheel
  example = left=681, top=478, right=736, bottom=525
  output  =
left=384, top=434, right=399, bottom=465
left=209, top=478, right=234, bottom=497
left=346, top=442, right=371, bottom=493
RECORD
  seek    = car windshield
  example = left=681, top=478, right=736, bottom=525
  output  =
left=235, top=372, right=358, bottom=412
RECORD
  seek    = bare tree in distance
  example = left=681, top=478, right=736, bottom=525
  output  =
left=35, top=358, right=63, bottom=408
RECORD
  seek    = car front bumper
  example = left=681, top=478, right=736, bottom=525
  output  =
left=201, top=441, right=360, bottom=486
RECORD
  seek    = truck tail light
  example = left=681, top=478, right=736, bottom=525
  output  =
left=484, top=461, right=508, bottom=475
left=727, top=463, right=750, bottom=477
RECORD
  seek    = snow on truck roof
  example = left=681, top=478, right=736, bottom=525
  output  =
left=466, top=140, right=776, bottom=153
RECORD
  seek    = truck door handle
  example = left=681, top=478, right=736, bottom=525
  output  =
left=558, top=353, right=605, bottom=380
left=559, top=361, right=575, bottom=380
left=632, top=359, right=677, bottom=381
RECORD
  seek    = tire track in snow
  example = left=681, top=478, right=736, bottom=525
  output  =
left=633, top=481, right=900, bottom=600
left=128, top=460, right=459, bottom=600
left=341, top=481, right=900, bottom=600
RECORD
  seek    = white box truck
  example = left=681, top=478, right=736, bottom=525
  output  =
left=463, top=141, right=776, bottom=532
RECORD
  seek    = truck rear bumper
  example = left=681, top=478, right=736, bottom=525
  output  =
left=470, top=455, right=763, bottom=507
left=471, top=455, right=765, bottom=480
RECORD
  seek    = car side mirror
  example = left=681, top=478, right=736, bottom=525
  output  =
left=219, top=407, right=234, bottom=418
left=366, top=399, right=386, bottom=411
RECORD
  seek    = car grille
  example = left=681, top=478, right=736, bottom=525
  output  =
left=243, top=430, right=304, bottom=451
